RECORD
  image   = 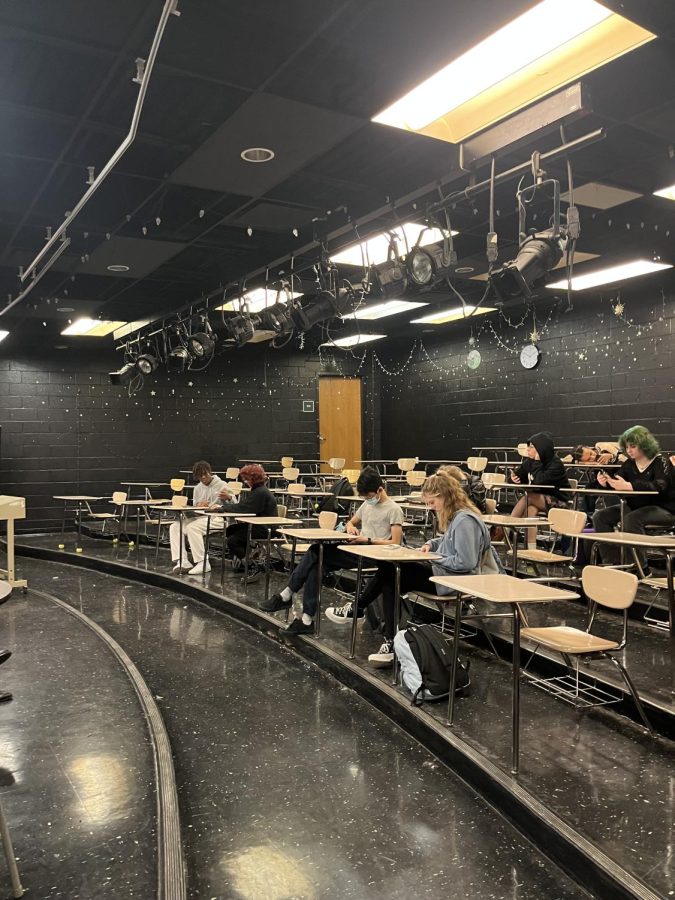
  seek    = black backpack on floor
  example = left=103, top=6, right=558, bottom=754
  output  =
left=401, top=624, right=470, bottom=706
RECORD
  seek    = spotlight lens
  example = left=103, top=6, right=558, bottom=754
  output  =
left=409, top=249, right=433, bottom=285
left=136, top=353, right=159, bottom=375
left=187, top=332, right=215, bottom=358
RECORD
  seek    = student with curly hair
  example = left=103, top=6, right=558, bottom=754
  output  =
left=170, top=460, right=225, bottom=575
left=593, top=425, right=675, bottom=575
left=215, top=464, right=278, bottom=572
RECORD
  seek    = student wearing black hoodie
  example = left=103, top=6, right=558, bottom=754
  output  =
left=509, top=431, right=570, bottom=547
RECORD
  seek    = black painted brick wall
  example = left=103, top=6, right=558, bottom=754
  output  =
left=378, top=292, right=674, bottom=460
left=0, top=344, right=329, bottom=530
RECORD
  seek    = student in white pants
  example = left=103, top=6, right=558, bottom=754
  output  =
left=170, top=460, right=225, bottom=575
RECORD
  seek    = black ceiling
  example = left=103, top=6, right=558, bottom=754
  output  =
left=1, top=0, right=674, bottom=349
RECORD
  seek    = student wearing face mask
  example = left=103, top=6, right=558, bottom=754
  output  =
left=259, top=467, right=403, bottom=635
left=348, top=471, right=503, bottom=668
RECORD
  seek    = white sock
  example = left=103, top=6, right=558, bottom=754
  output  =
left=281, top=586, right=292, bottom=602
left=527, top=542, right=537, bottom=550
left=301, top=613, right=313, bottom=626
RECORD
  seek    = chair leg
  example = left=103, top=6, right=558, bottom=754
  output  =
left=0, top=795, right=23, bottom=897
left=606, top=654, right=654, bottom=735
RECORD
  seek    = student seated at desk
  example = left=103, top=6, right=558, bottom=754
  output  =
left=437, top=464, right=487, bottom=513
left=170, top=461, right=225, bottom=575
left=569, top=442, right=623, bottom=465
left=213, top=464, right=277, bottom=573
left=593, top=425, right=675, bottom=576
left=510, top=432, right=570, bottom=548
left=338, top=471, right=503, bottom=668
left=567, top=443, right=624, bottom=517
left=259, top=467, right=403, bottom=636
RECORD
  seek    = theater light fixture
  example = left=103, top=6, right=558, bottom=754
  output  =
left=373, top=0, right=654, bottom=144
left=217, top=287, right=302, bottom=313
left=108, top=363, right=137, bottom=385
left=330, top=223, right=457, bottom=267
left=343, top=299, right=428, bottom=320
left=489, top=230, right=566, bottom=302
left=61, top=318, right=126, bottom=336
left=290, top=289, right=355, bottom=331
left=407, top=241, right=456, bottom=287
left=0, top=330, right=9, bottom=343
left=410, top=305, right=495, bottom=325
left=654, top=183, right=675, bottom=202
left=136, top=353, right=159, bottom=375
left=187, top=331, right=215, bottom=358
left=320, top=333, right=386, bottom=348
left=166, top=346, right=192, bottom=373
left=222, top=315, right=256, bottom=348
left=547, top=259, right=672, bottom=291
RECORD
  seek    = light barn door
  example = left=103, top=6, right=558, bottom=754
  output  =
left=318, top=377, right=362, bottom=470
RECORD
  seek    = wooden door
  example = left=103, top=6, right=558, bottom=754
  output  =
left=318, top=377, right=362, bottom=470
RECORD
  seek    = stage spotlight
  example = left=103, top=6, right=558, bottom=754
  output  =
left=407, top=240, right=456, bottom=288
left=187, top=331, right=215, bottom=358
left=257, top=302, right=295, bottom=335
left=136, top=353, right=159, bottom=375
left=489, top=230, right=565, bottom=302
left=109, top=363, right=136, bottom=385
left=290, top=288, right=355, bottom=331
left=166, top=346, right=192, bottom=372
left=372, top=258, right=407, bottom=299
left=223, top=314, right=256, bottom=347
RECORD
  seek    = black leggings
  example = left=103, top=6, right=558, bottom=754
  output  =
left=226, top=523, right=272, bottom=559
left=358, top=561, right=436, bottom=641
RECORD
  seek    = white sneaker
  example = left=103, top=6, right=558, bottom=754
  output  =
left=172, top=562, right=191, bottom=574
left=368, top=640, right=394, bottom=668
left=188, top=560, right=211, bottom=575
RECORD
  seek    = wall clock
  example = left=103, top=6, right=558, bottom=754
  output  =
left=520, top=344, right=541, bottom=369
left=467, top=349, right=481, bottom=370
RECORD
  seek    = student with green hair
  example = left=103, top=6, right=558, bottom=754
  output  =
left=593, top=425, right=675, bottom=576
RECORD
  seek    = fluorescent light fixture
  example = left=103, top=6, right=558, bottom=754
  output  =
left=330, top=222, right=457, bottom=267
left=560, top=182, right=642, bottom=209
left=321, top=333, right=386, bottom=348
left=373, top=0, right=655, bottom=144
left=216, top=287, right=302, bottom=313
left=343, top=299, right=428, bottom=320
left=61, top=318, right=126, bottom=336
left=0, top=330, right=9, bottom=343
left=654, top=183, right=675, bottom=202
left=547, top=259, right=672, bottom=291
left=410, top=305, right=496, bottom=325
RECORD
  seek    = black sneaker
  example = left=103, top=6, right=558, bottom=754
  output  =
left=325, top=602, right=364, bottom=624
left=245, top=562, right=269, bottom=582
left=259, top=592, right=293, bottom=612
left=283, top=618, right=314, bottom=635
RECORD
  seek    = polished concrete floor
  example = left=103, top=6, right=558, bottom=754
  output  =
left=0, top=556, right=589, bottom=899
left=11, top=534, right=675, bottom=896
left=0, top=587, right=157, bottom=898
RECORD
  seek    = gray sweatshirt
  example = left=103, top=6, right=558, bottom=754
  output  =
left=192, top=475, right=225, bottom=508
left=427, top=510, right=503, bottom=593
